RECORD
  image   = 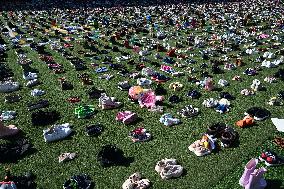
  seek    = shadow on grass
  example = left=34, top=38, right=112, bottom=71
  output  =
left=266, top=179, right=283, bottom=189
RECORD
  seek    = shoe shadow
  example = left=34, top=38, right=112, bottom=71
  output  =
left=212, top=87, right=223, bottom=92
left=128, top=117, right=144, bottom=125
left=266, top=179, right=283, bottom=189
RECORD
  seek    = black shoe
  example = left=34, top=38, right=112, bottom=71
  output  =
left=220, top=127, right=238, bottom=148
left=220, top=92, right=234, bottom=100
left=5, top=94, right=21, bottom=103
left=206, top=122, right=226, bottom=138
left=85, top=124, right=103, bottom=136
left=27, top=99, right=49, bottom=111
left=63, top=174, right=93, bottom=189
left=88, top=87, right=105, bottom=99
left=245, top=107, right=271, bottom=121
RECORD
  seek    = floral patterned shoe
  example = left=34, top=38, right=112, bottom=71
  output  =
left=129, top=127, right=151, bottom=142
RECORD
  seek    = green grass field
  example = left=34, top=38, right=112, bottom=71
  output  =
left=1, top=12, right=284, bottom=189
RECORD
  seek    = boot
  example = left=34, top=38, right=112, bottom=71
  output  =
left=239, top=158, right=258, bottom=187
left=245, top=167, right=267, bottom=189
left=0, top=121, right=19, bottom=138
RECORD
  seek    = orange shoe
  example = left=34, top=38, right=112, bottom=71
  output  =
left=236, top=116, right=254, bottom=128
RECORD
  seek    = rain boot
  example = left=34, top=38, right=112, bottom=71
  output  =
left=245, top=167, right=267, bottom=189
left=239, top=158, right=258, bottom=187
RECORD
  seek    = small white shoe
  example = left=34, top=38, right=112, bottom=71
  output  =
left=43, top=123, right=72, bottom=142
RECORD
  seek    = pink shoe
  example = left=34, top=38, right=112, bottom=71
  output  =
left=239, top=158, right=258, bottom=187
left=116, top=111, right=138, bottom=125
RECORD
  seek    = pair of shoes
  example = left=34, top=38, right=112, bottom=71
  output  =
left=85, top=124, right=103, bottom=136
left=236, top=115, right=254, bottom=128
left=116, top=111, right=138, bottom=125
left=43, top=123, right=72, bottom=142
left=160, top=113, right=180, bottom=126
left=206, top=123, right=238, bottom=147
left=215, top=98, right=231, bottom=113
left=239, top=159, right=267, bottom=189
left=187, top=90, right=201, bottom=99
left=244, top=107, right=271, bottom=121
left=177, top=105, right=199, bottom=118
left=155, top=159, right=183, bottom=179
left=0, top=120, right=19, bottom=139
left=27, top=99, right=49, bottom=111
left=129, top=128, right=151, bottom=142
left=63, top=174, right=93, bottom=189
left=188, top=134, right=217, bottom=156
left=122, top=173, right=150, bottom=189
left=59, top=152, right=76, bottom=163
left=98, top=93, right=122, bottom=110
left=259, top=150, right=284, bottom=166
left=0, top=81, right=19, bottom=93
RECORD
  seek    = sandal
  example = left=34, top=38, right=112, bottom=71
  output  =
left=59, top=153, right=76, bottom=163
left=67, top=97, right=81, bottom=103
left=273, top=137, right=284, bottom=149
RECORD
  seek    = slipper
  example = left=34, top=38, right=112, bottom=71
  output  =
left=59, top=153, right=76, bottom=163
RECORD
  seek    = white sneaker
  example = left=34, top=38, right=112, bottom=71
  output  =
left=31, top=89, right=45, bottom=96
left=23, top=72, right=38, bottom=80
left=218, top=79, right=229, bottom=87
left=26, top=79, right=39, bottom=88
left=160, top=165, right=183, bottom=179
left=43, top=123, right=72, bottom=142
left=155, top=158, right=177, bottom=173
left=0, top=81, right=19, bottom=93
left=0, top=111, right=17, bottom=121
